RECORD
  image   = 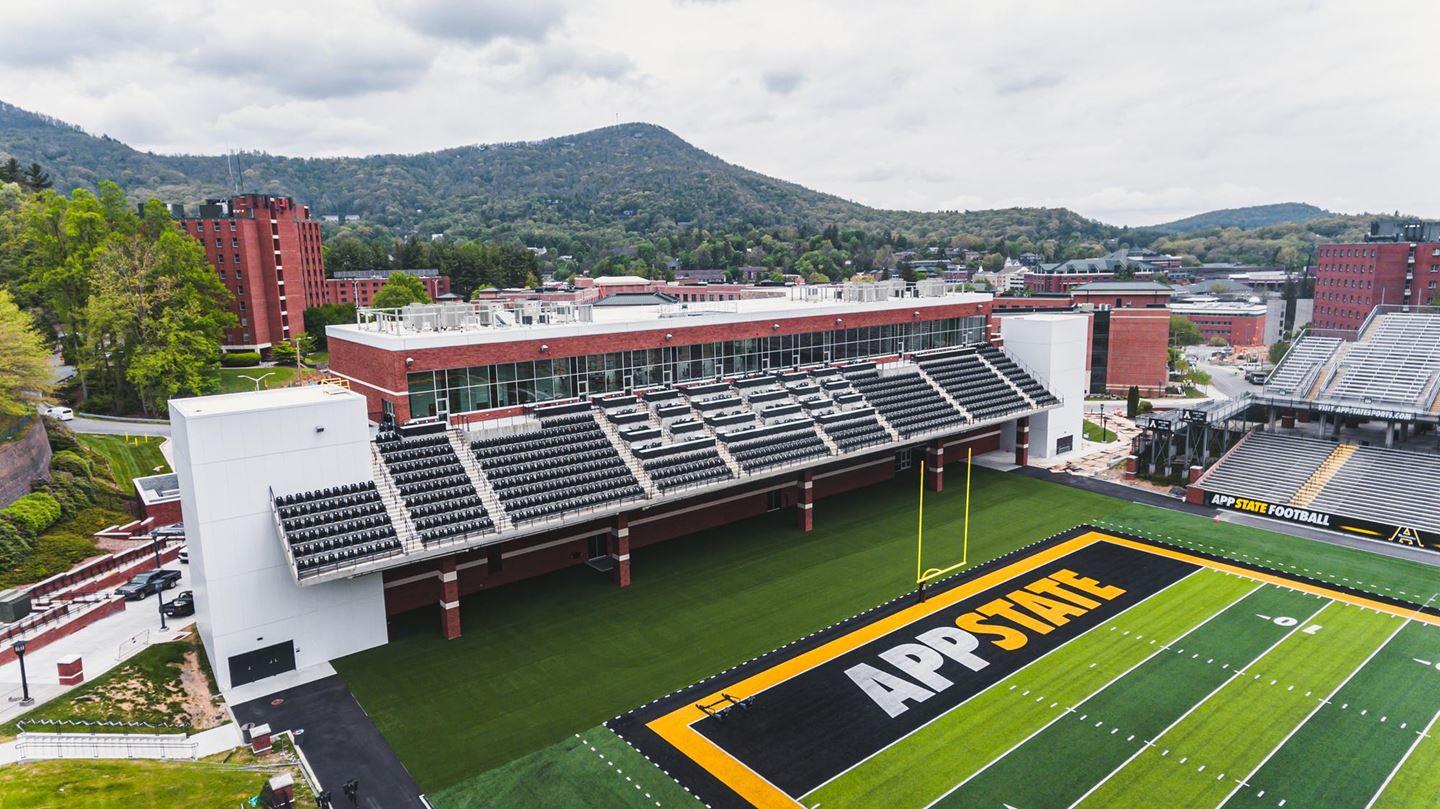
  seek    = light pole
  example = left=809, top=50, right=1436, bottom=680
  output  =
left=11, top=639, right=33, bottom=706
left=237, top=372, right=275, bottom=392
left=152, top=538, right=168, bottom=632
left=1100, top=404, right=1108, bottom=442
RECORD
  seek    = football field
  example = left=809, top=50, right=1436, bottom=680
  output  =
left=611, top=526, right=1440, bottom=809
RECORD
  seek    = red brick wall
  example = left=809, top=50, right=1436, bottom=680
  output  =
left=1312, top=241, right=1429, bottom=331
left=139, top=498, right=182, bottom=527
left=331, top=300, right=993, bottom=423
left=1177, top=312, right=1266, bottom=346
left=323, top=275, right=452, bottom=307
left=1106, top=309, right=1169, bottom=396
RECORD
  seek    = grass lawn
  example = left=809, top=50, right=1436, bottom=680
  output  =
left=75, top=434, right=169, bottom=496
left=1, top=632, right=222, bottom=738
left=1082, top=418, right=1117, bottom=442
left=335, top=467, right=1440, bottom=798
left=0, top=738, right=312, bottom=809
left=216, top=365, right=304, bottom=394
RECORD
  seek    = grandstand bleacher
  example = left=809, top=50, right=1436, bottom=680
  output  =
left=1266, top=312, right=1440, bottom=409
left=471, top=411, right=644, bottom=524
left=1264, top=336, right=1343, bottom=397
left=269, top=344, right=1061, bottom=581
left=273, top=482, right=402, bottom=575
left=375, top=428, right=495, bottom=544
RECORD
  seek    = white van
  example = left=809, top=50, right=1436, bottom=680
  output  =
left=43, top=405, right=74, bottom=421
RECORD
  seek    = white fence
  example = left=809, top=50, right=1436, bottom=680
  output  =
left=16, top=730, right=197, bottom=761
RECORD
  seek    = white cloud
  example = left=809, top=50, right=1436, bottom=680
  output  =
left=0, top=0, right=1436, bottom=224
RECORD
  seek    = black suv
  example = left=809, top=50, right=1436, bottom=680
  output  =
left=115, top=569, right=182, bottom=600
left=163, top=590, right=195, bottom=617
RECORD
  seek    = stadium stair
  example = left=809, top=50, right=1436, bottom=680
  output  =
left=915, top=368, right=973, bottom=422
left=975, top=350, right=1041, bottom=410
left=1289, top=443, right=1358, bottom=508
left=698, top=420, right=747, bottom=478
left=369, top=444, right=421, bottom=548
left=447, top=429, right=514, bottom=532
left=593, top=412, right=661, bottom=498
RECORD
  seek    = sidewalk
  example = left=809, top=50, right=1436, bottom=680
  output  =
left=0, top=562, right=193, bottom=725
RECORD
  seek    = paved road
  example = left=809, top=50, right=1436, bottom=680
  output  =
left=233, top=676, right=426, bottom=809
left=66, top=416, right=171, bottom=436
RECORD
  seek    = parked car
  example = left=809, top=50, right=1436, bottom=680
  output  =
left=163, top=590, right=195, bottom=617
left=115, top=569, right=182, bottom=600
left=178, top=547, right=189, bottom=564
left=152, top=523, right=186, bottom=539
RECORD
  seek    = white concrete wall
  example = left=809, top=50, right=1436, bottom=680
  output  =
left=170, top=387, right=387, bottom=693
left=999, top=315, right=1087, bottom=459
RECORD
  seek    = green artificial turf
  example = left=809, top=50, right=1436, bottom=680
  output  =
left=334, top=467, right=1440, bottom=799
left=1230, top=621, right=1440, bottom=809
left=939, top=584, right=1324, bottom=808
left=807, top=569, right=1256, bottom=808
left=1077, top=599, right=1396, bottom=808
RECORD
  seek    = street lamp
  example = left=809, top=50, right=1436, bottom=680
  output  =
left=152, top=538, right=168, bottom=632
left=11, top=639, right=34, bottom=706
left=237, top=372, right=275, bottom=392
left=1100, top=404, right=1108, bottom=442
left=343, top=779, right=359, bottom=808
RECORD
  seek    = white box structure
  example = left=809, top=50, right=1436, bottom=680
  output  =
left=170, top=386, right=387, bottom=692
left=999, top=314, right=1087, bottom=459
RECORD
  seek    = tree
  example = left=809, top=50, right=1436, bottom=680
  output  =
left=372, top=272, right=431, bottom=309
left=22, top=163, right=52, bottom=191
left=83, top=208, right=235, bottom=415
left=302, top=303, right=356, bottom=350
left=524, top=271, right=540, bottom=289
left=0, top=158, right=19, bottom=185
left=1268, top=340, right=1291, bottom=366
left=271, top=340, right=298, bottom=366
left=1169, top=315, right=1203, bottom=347
left=0, top=289, right=53, bottom=416
left=1126, top=385, right=1140, bottom=419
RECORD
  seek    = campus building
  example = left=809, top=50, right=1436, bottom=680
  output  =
left=1311, top=221, right=1440, bottom=333
left=173, top=195, right=327, bottom=352
left=1169, top=300, right=1268, bottom=346
left=170, top=283, right=1085, bottom=691
left=324, top=269, right=452, bottom=307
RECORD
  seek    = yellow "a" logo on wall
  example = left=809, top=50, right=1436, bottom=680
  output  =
left=1390, top=526, right=1424, bottom=547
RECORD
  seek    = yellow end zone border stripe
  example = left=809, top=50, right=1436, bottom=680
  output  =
left=644, top=530, right=1440, bottom=808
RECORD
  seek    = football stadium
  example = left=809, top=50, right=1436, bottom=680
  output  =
left=159, top=288, right=1440, bottom=808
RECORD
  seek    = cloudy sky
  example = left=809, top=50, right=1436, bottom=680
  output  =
left=1, top=0, right=1435, bottom=225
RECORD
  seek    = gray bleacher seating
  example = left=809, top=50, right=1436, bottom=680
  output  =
left=820, top=409, right=891, bottom=452
left=376, top=429, right=494, bottom=544
left=847, top=368, right=968, bottom=438
left=1326, top=314, right=1440, bottom=405
left=639, top=441, right=735, bottom=492
left=1308, top=445, right=1440, bottom=533
left=274, top=481, right=401, bottom=576
left=722, top=421, right=830, bottom=472
left=1265, top=336, right=1342, bottom=396
left=1196, top=431, right=1338, bottom=505
left=471, top=411, right=643, bottom=523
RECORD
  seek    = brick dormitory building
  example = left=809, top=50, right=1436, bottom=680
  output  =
left=166, top=281, right=1091, bottom=689
left=1311, top=220, right=1440, bottom=333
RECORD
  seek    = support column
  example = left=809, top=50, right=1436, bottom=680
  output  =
left=1014, top=417, right=1030, bottom=467
left=1385, top=423, right=1395, bottom=447
left=439, top=557, right=461, bottom=640
left=796, top=470, right=814, bottom=532
left=1400, top=422, right=1410, bottom=442
left=609, top=514, right=631, bottom=587
left=926, top=441, right=945, bottom=492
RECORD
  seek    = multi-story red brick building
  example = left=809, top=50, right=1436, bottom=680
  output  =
left=1169, top=300, right=1267, bottom=346
left=174, top=195, right=326, bottom=353
left=324, top=269, right=452, bottom=307
left=1312, top=221, right=1440, bottom=333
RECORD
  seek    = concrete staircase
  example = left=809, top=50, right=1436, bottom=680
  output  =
left=369, top=445, right=420, bottom=548
left=591, top=413, right=660, bottom=498
left=696, top=420, right=746, bottom=477
left=1290, top=443, right=1357, bottom=507
left=812, top=421, right=841, bottom=455
left=446, top=429, right=512, bottom=532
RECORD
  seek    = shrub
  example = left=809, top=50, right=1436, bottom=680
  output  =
left=271, top=341, right=298, bottom=366
left=221, top=351, right=262, bottom=367
left=1, top=491, right=63, bottom=536
left=44, top=417, right=80, bottom=452
left=1139, top=399, right=1155, bottom=414
left=51, top=449, right=92, bottom=477
left=33, top=531, right=100, bottom=570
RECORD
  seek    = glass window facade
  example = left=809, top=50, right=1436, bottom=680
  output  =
left=407, top=316, right=985, bottom=419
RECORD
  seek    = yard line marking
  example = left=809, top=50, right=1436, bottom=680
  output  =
left=919, top=580, right=1267, bottom=809
left=1365, top=704, right=1440, bottom=809
left=1064, top=598, right=1330, bottom=809
left=798, top=567, right=1210, bottom=799
left=1215, top=594, right=1430, bottom=809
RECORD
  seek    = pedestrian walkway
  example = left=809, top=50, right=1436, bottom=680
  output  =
left=0, top=562, right=192, bottom=725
